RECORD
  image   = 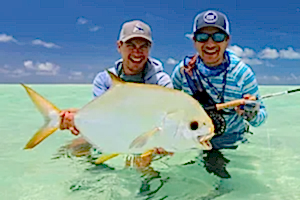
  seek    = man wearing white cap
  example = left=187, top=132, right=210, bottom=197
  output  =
left=59, top=20, right=173, bottom=156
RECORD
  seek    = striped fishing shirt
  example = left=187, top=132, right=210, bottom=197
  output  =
left=171, top=49, right=267, bottom=149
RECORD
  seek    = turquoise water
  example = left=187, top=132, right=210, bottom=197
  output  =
left=1, top=85, right=300, bottom=200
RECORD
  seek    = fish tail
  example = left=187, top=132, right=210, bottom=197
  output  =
left=21, top=84, right=61, bottom=149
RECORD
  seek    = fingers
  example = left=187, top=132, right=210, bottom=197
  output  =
left=234, top=94, right=257, bottom=115
left=69, top=127, right=80, bottom=135
left=243, top=94, right=256, bottom=100
left=59, top=109, right=80, bottom=135
left=235, top=106, right=244, bottom=116
left=153, top=147, right=174, bottom=156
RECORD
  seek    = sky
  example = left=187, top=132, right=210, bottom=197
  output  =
left=0, top=0, right=299, bottom=84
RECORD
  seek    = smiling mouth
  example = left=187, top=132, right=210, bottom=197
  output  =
left=130, top=57, right=144, bottom=63
left=203, top=50, right=218, bottom=55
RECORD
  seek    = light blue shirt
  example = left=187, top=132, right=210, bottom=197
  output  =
left=171, top=49, right=267, bottom=149
left=92, top=57, right=173, bottom=98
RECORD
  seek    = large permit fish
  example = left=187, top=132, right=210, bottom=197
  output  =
left=21, top=71, right=244, bottom=160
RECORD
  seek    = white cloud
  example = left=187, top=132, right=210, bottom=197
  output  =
left=77, top=17, right=88, bottom=25
left=279, top=47, right=300, bottom=59
left=185, top=33, right=193, bottom=40
left=258, top=75, right=281, bottom=81
left=258, top=47, right=300, bottom=60
left=242, top=58, right=263, bottom=65
left=0, top=34, right=17, bottom=43
left=70, top=71, right=82, bottom=76
left=24, top=60, right=60, bottom=75
left=243, top=48, right=256, bottom=57
left=166, top=58, right=178, bottom=65
left=0, top=65, right=30, bottom=77
left=89, top=26, right=101, bottom=32
left=228, top=45, right=255, bottom=58
left=10, top=69, right=30, bottom=77
left=228, top=45, right=243, bottom=57
left=289, top=73, right=298, bottom=80
left=0, top=67, right=9, bottom=74
left=68, top=71, right=84, bottom=80
left=32, top=39, right=60, bottom=49
left=258, top=47, right=279, bottom=59
left=272, top=76, right=280, bottom=81
left=24, top=60, right=35, bottom=70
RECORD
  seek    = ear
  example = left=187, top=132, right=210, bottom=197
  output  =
left=226, top=35, right=231, bottom=42
left=117, top=41, right=122, bottom=53
left=192, top=36, right=196, bottom=42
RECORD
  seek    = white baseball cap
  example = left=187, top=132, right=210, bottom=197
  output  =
left=119, top=20, right=152, bottom=43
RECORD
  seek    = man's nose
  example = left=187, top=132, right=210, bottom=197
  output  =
left=132, top=47, right=143, bottom=53
left=205, top=37, right=216, bottom=48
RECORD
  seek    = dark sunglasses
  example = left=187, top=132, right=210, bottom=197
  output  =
left=194, top=32, right=227, bottom=43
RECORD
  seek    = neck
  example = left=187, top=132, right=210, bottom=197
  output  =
left=203, top=57, right=224, bottom=67
left=122, top=64, right=145, bottom=75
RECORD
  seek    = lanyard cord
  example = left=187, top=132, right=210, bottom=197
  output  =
left=195, top=68, right=228, bottom=103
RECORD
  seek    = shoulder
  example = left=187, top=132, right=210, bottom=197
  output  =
left=93, top=67, right=117, bottom=87
left=226, top=50, right=255, bottom=80
left=171, top=55, right=195, bottom=77
left=225, top=50, right=258, bottom=90
left=144, top=57, right=173, bottom=88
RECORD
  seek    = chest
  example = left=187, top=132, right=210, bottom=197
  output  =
left=181, top=73, right=244, bottom=103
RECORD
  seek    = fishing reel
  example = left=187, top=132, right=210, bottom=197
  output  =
left=205, top=109, right=226, bottom=136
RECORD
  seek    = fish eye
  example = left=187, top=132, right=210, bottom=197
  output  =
left=190, top=121, right=199, bottom=130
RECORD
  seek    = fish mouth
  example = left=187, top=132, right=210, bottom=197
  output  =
left=197, top=135, right=213, bottom=150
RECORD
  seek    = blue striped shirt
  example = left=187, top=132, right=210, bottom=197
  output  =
left=92, top=57, right=173, bottom=98
left=171, top=49, right=267, bottom=148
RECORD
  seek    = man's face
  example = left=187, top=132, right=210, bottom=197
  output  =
left=193, top=27, right=230, bottom=67
left=117, top=38, right=151, bottom=75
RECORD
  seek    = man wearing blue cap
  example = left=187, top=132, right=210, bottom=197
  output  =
left=171, top=10, right=268, bottom=180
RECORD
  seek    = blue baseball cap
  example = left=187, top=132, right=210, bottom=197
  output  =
left=193, top=10, right=230, bottom=36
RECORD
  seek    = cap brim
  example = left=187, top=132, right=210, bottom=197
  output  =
left=194, top=25, right=229, bottom=35
left=121, top=34, right=152, bottom=43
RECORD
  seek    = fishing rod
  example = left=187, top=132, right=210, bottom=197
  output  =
left=261, top=88, right=300, bottom=99
left=217, top=87, right=300, bottom=110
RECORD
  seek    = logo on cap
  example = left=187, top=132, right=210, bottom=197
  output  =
left=203, top=11, right=218, bottom=23
left=133, top=23, right=145, bottom=33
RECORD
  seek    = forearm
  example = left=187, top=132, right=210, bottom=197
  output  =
left=247, top=106, right=267, bottom=127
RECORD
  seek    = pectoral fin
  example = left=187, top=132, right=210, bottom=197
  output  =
left=129, top=127, right=162, bottom=149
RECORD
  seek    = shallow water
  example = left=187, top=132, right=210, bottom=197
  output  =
left=1, top=84, right=300, bottom=200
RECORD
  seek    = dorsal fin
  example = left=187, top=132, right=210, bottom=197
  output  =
left=106, top=70, right=126, bottom=86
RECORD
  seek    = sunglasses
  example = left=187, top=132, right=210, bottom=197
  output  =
left=194, top=32, right=227, bottom=43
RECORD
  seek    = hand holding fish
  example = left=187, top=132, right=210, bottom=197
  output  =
left=59, top=108, right=80, bottom=135
left=131, top=147, right=174, bottom=168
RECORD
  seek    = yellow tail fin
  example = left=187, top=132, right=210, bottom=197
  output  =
left=21, top=84, right=61, bottom=149
left=94, top=153, right=120, bottom=164
left=94, top=150, right=155, bottom=165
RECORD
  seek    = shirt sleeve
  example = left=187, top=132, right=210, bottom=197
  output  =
left=241, top=65, right=268, bottom=127
left=171, top=61, right=184, bottom=90
left=92, top=71, right=110, bottom=98
left=156, top=72, right=174, bottom=88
